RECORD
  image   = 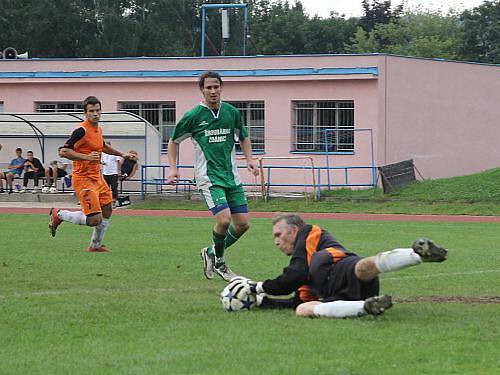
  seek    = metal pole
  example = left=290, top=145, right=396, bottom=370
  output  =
left=243, top=6, right=248, bottom=55
left=259, top=158, right=265, bottom=200
left=316, top=168, right=321, bottom=200
left=201, top=6, right=206, bottom=57
left=141, top=165, right=145, bottom=199
left=324, top=129, right=331, bottom=189
left=266, top=167, right=271, bottom=199
left=369, top=129, right=376, bottom=187
left=309, top=157, right=317, bottom=200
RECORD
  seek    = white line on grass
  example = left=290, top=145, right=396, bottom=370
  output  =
left=382, top=268, right=500, bottom=281
left=1, top=269, right=498, bottom=300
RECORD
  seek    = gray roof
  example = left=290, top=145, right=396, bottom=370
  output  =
left=0, top=112, right=150, bottom=137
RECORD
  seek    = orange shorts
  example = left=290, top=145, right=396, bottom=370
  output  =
left=73, top=175, right=113, bottom=216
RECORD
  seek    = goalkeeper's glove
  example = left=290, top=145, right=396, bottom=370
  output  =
left=248, top=281, right=265, bottom=294
left=255, top=292, right=268, bottom=307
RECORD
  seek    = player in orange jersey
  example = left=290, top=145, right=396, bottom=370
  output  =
left=49, top=96, right=132, bottom=252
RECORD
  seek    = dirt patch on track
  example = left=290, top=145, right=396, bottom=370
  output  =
left=395, top=296, right=500, bottom=304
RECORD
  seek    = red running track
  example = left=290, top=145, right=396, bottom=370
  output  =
left=1, top=207, right=500, bottom=222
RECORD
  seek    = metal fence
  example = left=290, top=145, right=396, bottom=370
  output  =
left=140, top=163, right=377, bottom=200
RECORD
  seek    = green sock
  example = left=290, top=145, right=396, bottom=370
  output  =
left=224, top=224, right=241, bottom=250
left=212, top=230, right=226, bottom=261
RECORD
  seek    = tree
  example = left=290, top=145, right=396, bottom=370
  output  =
left=248, top=1, right=308, bottom=55
left=303, top=15, right=358, bottom=54
left=359, top=0, right=403, bottom=32
left=347, top=10, right=462, bottom=60
left=460, top=0, right=500, bottom=63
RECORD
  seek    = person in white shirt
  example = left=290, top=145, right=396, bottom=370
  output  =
left=101, top=144, right=122, bottom=207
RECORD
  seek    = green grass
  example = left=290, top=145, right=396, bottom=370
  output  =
left=1, top=214, right=499, bottom=373
left=130, top=197, right=500, bottom=216
left=131, top=167, right=500, bottom=215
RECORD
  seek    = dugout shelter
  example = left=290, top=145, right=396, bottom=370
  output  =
left=0, top=111, right=161, bottom=179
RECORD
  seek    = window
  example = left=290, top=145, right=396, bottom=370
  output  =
left=226, top=101, right=265, bottom=153
left=0, top=102, right=4, bottom=112
left=36, top=102, right=84, bottom=112
left=118, top=102, right=176, bottom=153
left=292, top=101, right=354, bottom=152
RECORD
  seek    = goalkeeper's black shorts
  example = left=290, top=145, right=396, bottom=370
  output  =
left=322, top=256, right=380, bottom=302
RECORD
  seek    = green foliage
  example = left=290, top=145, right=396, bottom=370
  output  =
left=359, top=0, right=403, bottom=32
left=348, top=10, right=462, bottom=59
left=460, top=0, right=500, bottom=63
left=0, top=0, right=498, bottom=62
left=0, top=214, right=499, bottom=373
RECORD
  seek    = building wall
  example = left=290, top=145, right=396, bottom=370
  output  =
left=0, top=55, right=382, bottom=190
left=1, top=54, right=499, bottom=189
left=383, top=55, right=500, bottom=179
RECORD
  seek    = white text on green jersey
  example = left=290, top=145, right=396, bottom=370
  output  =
left=205, top=128, right=231, bottom=143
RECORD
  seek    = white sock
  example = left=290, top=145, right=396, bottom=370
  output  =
left=313, top=300, right=366, bottom=318
left=90, top=218, right=110, bottom=249
left=58, top=210, right=86, bottom=225
left=375, top=248, right=422, bottom=273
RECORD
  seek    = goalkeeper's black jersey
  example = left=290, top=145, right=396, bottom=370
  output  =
left=261, top=224, right=357, bottom=300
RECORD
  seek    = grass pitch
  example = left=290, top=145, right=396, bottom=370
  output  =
left=0, top=213, right=499, bottom=374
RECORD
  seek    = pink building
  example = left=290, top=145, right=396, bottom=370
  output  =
left=0, top=54, right=499, bottom=192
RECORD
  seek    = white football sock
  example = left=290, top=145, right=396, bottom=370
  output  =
left=313, top=300, right=366, bottom=318
left=90, top=218, right=110, bottom=249
left=375, top=248, right=422, bottom=273
left=58, top=210, right=86, bottom=225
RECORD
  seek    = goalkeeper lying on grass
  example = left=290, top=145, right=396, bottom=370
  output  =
left=230, top=213, right=448, bottom=318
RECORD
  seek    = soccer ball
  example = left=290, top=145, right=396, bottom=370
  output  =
left=220, top=282, right=256, bottom=312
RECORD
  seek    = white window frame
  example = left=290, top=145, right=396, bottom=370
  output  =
left=118, top=102, right=176, bottom=153
left=226, top=101, right=265, bottom=153
left=292, top=100, right=354, bottom=153
left=35, top=102, right=84, bottom=112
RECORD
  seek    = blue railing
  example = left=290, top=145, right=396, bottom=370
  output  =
left=141, top=163, right=376, bottom=200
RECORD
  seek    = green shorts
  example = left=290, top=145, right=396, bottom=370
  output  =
left=200, top=184, right=248, bottom=215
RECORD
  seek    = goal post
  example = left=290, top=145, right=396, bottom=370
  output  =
left=256, top=156, right=317, bottom=201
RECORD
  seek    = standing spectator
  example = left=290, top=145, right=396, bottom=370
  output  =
left=21, top=150, right=44, bottom=193
left=120, top=150, right=139, bottom=181
left=42, top=159, right=69, bottom=193
left=0, top=147, right=25, bottom=194
left=102, top=145, right=121, bottom=208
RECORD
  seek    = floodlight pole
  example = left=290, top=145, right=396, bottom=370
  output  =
left=201, top=3, right=248, bottom=57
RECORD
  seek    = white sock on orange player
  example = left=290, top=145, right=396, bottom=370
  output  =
left=375, top=248, right=422, bottom=273
left=89, top=218, right=110, bottom=249
left=58, top=210, right=86, bottom=225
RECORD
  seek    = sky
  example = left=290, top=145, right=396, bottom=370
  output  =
left=298, top=0, right=487, bottom=18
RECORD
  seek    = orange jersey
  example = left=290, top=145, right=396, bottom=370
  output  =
left=64, top=120, right=104, bottom=178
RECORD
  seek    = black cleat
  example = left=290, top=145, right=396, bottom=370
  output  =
left=364, top=295, right=393, bottom=316
left=412, top=238, right=448, bottom=262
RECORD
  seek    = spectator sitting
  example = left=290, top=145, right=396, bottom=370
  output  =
left=20, top=150, right=45, bottom=193
left=120, top=150, right=139, bottom=181
left=42, top=160, right=69, bottom=194
left=0, top=147, right=25, bottom=194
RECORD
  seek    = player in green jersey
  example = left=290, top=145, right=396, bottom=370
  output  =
left=167, top=71, right=259, bottom=281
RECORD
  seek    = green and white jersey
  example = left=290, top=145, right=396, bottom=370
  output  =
left=171, top=101, right=248, bottom=189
